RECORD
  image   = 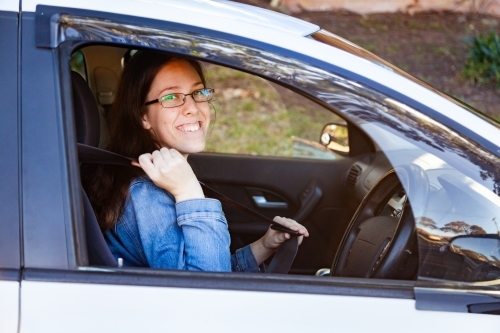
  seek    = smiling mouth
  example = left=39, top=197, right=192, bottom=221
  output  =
left=177, top=121, right=201, bottom=132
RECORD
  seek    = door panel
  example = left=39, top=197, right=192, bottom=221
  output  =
left=0, top=280, right=19, bottom=333
left=189, top=153, right=357, bottom=274
left=20, top=279, right=500, bottom=332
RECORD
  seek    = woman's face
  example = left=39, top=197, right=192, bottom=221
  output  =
left=141, top=59, right=210, bottom=156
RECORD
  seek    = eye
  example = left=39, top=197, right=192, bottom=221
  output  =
left=193, top=89, right=206, bottom=97
left=160, top=94, right=177, bottom=101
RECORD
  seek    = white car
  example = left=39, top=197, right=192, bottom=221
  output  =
left=1, top=0, right=499, bottom=331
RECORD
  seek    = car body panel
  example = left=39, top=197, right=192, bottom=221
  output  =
left=21, top=13, right=74, bottom=269
left=0, top=10, right=21, bottom=269
left=20, top=279, right=498, bottom=333
left=24, top=0, right=319, bottom=36
left=0, top=1, right=17, bottom=12
left=0, top=281, right=19, bottom=333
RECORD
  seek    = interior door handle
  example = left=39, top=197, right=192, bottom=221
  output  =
left=252, top=195, right=288, bottom=209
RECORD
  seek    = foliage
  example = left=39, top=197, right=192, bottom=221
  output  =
left=454, top=0, right=496, bottom=15
left=203, top=63, right=341, bottom=157
left=463, top=31, right=500, bottom=87
left=70, top=50, right=87, bottom=81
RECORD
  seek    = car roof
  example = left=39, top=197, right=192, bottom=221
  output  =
left=1, top=0, right=18, bottom=11
left=19, top=0, right=319, bottom=37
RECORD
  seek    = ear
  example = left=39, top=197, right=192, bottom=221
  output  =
left=141, top=113, right=152, bottom=130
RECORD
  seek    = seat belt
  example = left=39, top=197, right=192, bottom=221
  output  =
left=78, top=143, right=299, bottom=274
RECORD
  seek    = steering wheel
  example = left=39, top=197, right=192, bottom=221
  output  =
left=330, top=164, right=429, bottom=279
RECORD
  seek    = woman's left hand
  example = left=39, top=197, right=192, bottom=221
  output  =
left=250, top=216, right=309, bottom=265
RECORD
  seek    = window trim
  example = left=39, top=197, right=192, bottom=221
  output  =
left=23, top=267, right=415, bottom=299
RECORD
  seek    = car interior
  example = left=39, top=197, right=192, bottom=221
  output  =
left=71, top=44, right=500, bottom=282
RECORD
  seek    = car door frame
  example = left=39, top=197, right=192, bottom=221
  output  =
left=0, top=8, right=21, bottom=333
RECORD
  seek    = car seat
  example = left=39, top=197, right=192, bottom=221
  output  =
left=71, top=71, right=117, bottom=267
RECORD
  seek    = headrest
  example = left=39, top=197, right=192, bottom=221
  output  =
left=72, top=71, right=101, bottom=147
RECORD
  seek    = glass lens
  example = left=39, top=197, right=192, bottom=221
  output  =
left=158, top=89, right=213, bottom=108
left=159, top=93, right=183, bottom=107
left=193, top=88, right=213, bottom=102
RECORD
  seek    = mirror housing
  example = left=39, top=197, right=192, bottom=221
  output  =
left=320, top=122, right=349, bottom=155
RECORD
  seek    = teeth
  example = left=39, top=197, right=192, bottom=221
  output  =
left=178, top=122, right=200, bottom=132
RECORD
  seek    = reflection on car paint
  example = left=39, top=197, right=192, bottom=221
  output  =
left=55, top=14, right=500, bottom=283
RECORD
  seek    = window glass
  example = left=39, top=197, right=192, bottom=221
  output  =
left=204, top=64, right=343, bottom=160
left=346, top=100, right=500, bottom=283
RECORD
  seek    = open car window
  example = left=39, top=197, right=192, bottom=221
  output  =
left=59, top=13, right=500, bottom=286
left=203, top=63, right=344, bottom=160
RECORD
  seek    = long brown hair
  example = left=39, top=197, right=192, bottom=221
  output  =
left=82, top=50, right=206, bottom=231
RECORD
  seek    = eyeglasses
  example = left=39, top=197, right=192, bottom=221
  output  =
left=144, top=88, right=214, bottom=108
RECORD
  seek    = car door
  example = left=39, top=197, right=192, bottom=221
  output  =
left=19, top=3, right=500, bottom=332
left=0, top=6, right=21, bottom=333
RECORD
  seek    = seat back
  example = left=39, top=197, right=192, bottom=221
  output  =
left=72, top=72, right=101, bottom=147
left=72, top=71, right=117, bottom=267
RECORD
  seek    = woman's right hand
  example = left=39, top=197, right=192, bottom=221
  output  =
left=250, top=216, right=308, bottom=265
left=133, top=148, right=204, bottom=202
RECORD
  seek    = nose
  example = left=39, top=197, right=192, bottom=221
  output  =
left=181, top=94, right=199, bottom=116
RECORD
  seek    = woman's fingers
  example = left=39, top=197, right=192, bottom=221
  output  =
left=274, top=216, right=307, bottom=245
left=251, top=217, right=309, bottom=261
left=136, top=148, right=204, bottom=201
left=152, top=149, right=166, bottom=169
left=142, top=148, right=180, bottom=175
left=168, top=148, right=184, bottom=159
left=159, top=147, right=175, bottom=162
left=138, top=153, right=154, bottom=172
left=273, top=216, right=309, bottom=237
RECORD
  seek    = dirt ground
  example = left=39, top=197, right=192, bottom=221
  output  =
left=236, top=0, right=500, bottom=118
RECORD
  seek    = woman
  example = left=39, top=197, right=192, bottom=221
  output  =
left=83, top=50, right=308, bottom=272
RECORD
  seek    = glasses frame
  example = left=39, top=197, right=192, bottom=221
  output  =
left=144, top=88, right=215, bottom=108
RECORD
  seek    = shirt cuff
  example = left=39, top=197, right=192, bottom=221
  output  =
left=231, top=245, right=262, bottom=273
left=175, top=198, right=225, bottom=224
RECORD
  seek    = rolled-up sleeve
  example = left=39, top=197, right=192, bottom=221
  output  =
left=231, top=245, right=262, bottom=273
left=176, top=199, right=231, bottom=271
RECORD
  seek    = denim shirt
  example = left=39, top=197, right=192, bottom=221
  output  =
left=105, top=176, right=261, bottom=272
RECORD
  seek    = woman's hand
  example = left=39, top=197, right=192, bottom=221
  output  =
left=133, top=148, right=204, bottom=202
left=250, top=216, right=309, bottom=266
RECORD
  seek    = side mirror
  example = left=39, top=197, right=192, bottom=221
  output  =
left=449, top=235, right=500, bottom=269
left=320, top=122, right=349, bottom=155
